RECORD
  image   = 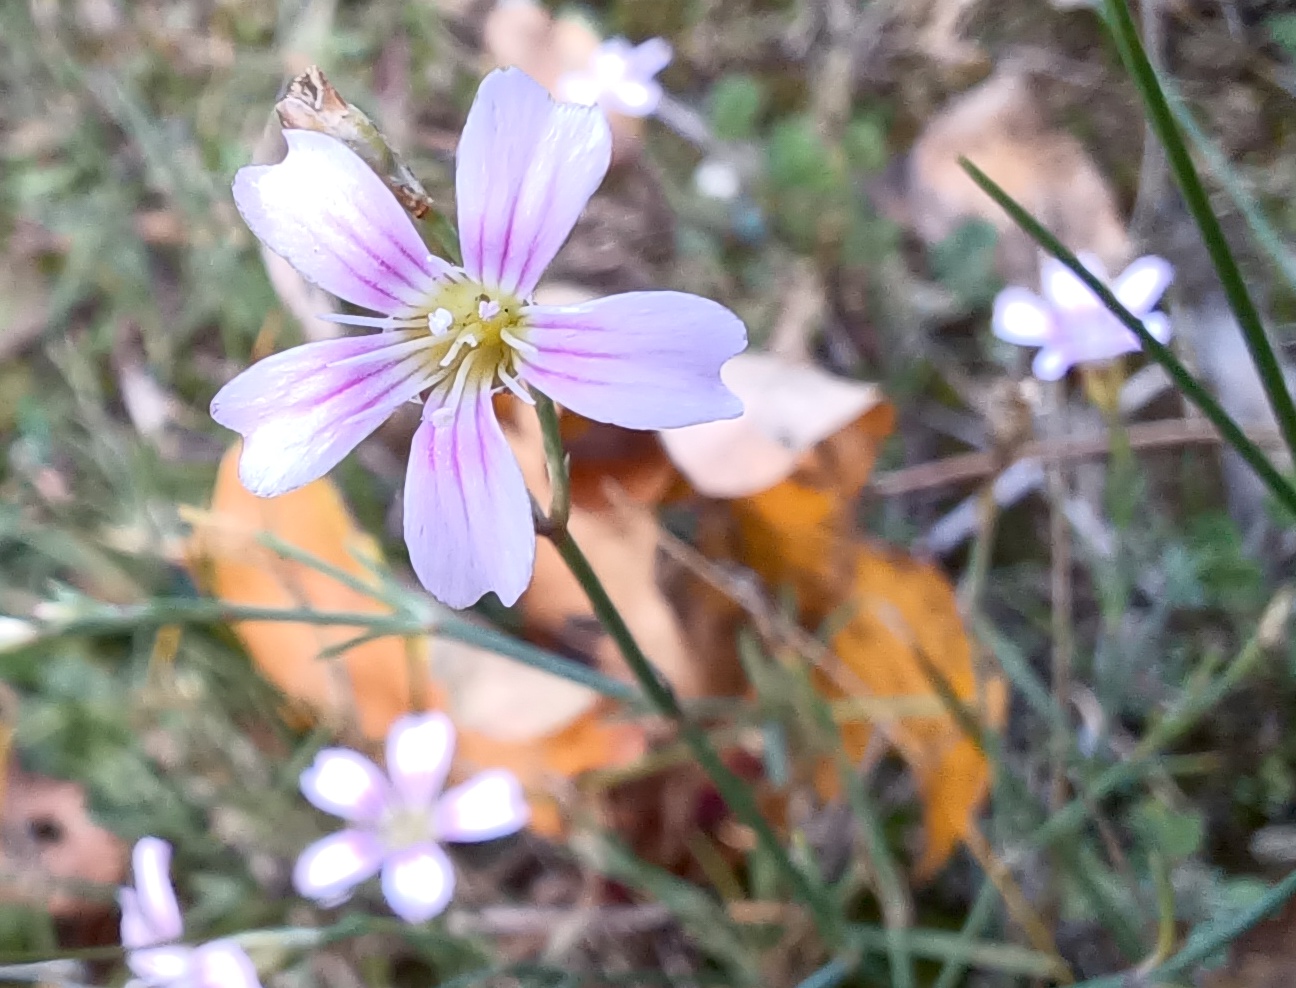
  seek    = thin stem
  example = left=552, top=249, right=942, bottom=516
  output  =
left=1103, top=0, right=1296, bottom=463
left=534, top=393, right=571, bottom=533
left=548, top=529, right=842, bottom=943
left=960, top=158, right=1296, bottom=519
left=23, top=598, right=640, bottom=704
left=1071, top=866, right=1296, bottom=986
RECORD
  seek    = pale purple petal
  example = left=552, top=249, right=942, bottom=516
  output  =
left=403, top=386, right=535, bottom=609
left=518, top=292, right=746, bottom=429
left=1114, top=255, right=1174, bottom=315
left=233, top=130, right=449, bottom=314
left=129, top=838, right=183, bottom=946
left=292, top=830, right=385, bottom=904
left=557, top=71, right=602, bottom=107
left=192, top=941, right=264, bottom=988
left=1032, top=346, right=1073, bottom=382
left=992, top=288, right=1054, bottom=346
left=127, top=945, right=192, bottom=983
left=627, top=37, right=672, bottom=77
left=435, top=770, right=530, bottom=843
left=607, top=80, right=663, bottom=117
left=380, top=843, right=456, bottom=923
left=300, top=749, right=390, bottom=823
left=1040, top=254, right=1106, bottom=314
left=119, top=889, right=153, bottom=950
left=386, top=712, right=455, bottom=808
left=455, top=68, right=612, bottom=297
left=1142, top=311, right=1173, bottom=344
left=211, top=333, right=436, bottom=497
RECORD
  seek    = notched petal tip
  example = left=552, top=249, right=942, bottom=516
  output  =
left=292, top=830, right=384, bottom=903
left=381, top=844, right=456, bottom=924
left=299, top=748, right=389, bottom=822
left=386, top=712, right=456, bottom=808
left=436, top=769, right=531, bottom=843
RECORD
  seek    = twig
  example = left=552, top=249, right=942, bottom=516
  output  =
left=871, top=417, right=1282, bottom=496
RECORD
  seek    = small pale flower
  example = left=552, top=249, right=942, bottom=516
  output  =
left=294, top=712, right=529, bottom=924
left=119, top=838, right=262, bottom=988
left=557, top=37, right=672, bottom=117
left=992, top=253, right=1174, bottom=381
left=212, top=67, right=745, bottom=608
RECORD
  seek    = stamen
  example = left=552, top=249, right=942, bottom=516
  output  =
left=500, top=329, right=537, bottom=355
left=318, top=313, right=423, bottom=330
left=478, top=298, right=501, bottom=320
left=497, top=366, right=535, bottom=405
left=442, top=349, right=480, bottom=413
left=428, top=308, right=454, bottom=336
left=439, top=332, right=480, bottom=367
left=330, top=333, right=434, bottom=368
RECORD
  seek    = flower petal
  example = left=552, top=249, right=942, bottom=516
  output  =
left=1032, top=346, right=1073, bottom=382
left=403, top=386, right=535, bottom=608
left=992, top=288, right=1053, bottom=346
left=1142, top=311, right=1173, bottom=344
left=628, top=37, right=672, bottom=78
left=300, top=749, right=390, bottom=823
left=386, top=712, right=455, bottom=808
left=129, top=837, right=183, bottom=946
left=211, top=332, right=436, bottom=497
left=455, top=68, right=612, bottom=297
left=608, top=80, right=663, bottom=117
left=233, top=130, right=449, bottom=314
left=292, top=830, right=385, bottom=904
left=128, top=945, right=192, bottom=983
left=518, top=292, right=746, bottom=429
left=436, top=770, right=530, bottom=843
left=1114, top=255, right=1174, bottom=315
left=380, top=843, right=456, bottom=923
left=193, top=941, right=263, bottom=988
left=1040, top=254, right=1105, bottom=314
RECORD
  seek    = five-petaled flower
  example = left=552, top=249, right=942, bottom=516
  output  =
left=119, top=838, right=262, bottom=988
left=212, top=67, right=745, bottom=608
left=558, top=37, right=672, bottom=117
left=992, top=253, right=1174, bottom=381
left=294, top=712, right=529, bottom=924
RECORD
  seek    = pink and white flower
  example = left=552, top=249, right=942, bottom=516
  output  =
left=212, top=67, right=744, bottom=608
left=119, top=838, right=262, bottom=988
left=992, top=253, right=1174, bottom=381
left=293, top=712, right=529, bottom=924
left=557, top=37, right=673, bottom=117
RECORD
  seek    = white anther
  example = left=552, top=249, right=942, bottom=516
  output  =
left=430, top=406, right=454, bottom=426
left=428, top=308, right=454, bottom=336
left=478, top=298, right=501, bottom=320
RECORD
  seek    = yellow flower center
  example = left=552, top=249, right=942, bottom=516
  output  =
left=416, top=280, right=534, bottom=413
left=382, top=805, right=436, bottom=851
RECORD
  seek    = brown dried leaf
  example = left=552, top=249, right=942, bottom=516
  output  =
left=662, top=351, right=892, bottom=500
left=908, top=71, right=1131, bottom=285
left=0, top=762, right=126, bottom=920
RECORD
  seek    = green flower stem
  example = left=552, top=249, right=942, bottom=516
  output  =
left=534, top=393, right=571, bottom=533
left=1070, top=866, right=1296, bottom=987
left=961, top=158, right=1296, bottom=519
left=20, top=598, right=639, bottom=704
left=1103, top=0, right=1296, bottom=464
left=548, top=527, right=842, bottom=943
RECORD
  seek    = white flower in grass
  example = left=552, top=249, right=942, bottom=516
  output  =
left=119, top=838, right=262, bottom=988
left=557, top=37, right=673, bottom=117
left=992, top=253, right=1175, bottom=381
left=294, top=712, right=529, bottom=924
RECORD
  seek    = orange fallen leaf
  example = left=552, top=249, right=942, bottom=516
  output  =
left=187, top=443, right=428, bottom=740
left=821, top=547, right=1007, bottom=878
left=691, top=359, right=1000, bottom=876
